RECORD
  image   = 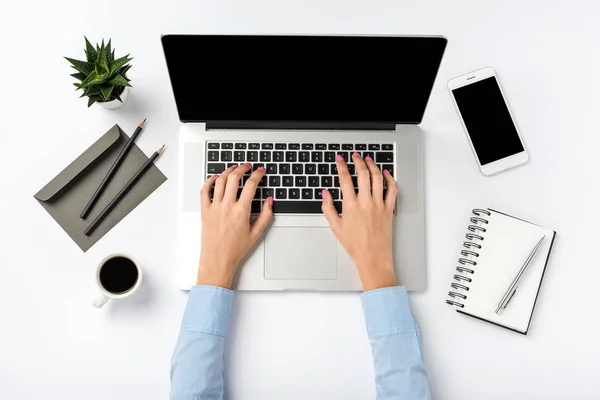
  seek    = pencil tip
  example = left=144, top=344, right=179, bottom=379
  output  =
left=139, top=118, right=147, bottom=128
left=157, top=144, right=166, bottom=154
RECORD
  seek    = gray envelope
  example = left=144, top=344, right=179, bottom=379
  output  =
left=34, top=125, right=167, bottom=252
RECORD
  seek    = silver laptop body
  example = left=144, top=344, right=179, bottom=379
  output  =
left=161, top=34, right=447, bottom=291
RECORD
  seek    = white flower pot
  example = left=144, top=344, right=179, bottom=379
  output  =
left=97, top=86, right=129, bottom=110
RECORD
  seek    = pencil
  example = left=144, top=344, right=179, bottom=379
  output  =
left=84, top=145, right=165, bottom=236
left=81, top=118, right=147, bottom=219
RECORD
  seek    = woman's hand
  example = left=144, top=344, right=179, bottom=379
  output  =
left=321, top=153, right=398, bottom=291
left=197, top=163, right=273, bottom=289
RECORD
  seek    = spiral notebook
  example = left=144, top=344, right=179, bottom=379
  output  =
left=446, top=209, right=556, bottom=334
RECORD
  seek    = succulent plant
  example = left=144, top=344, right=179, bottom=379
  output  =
left=65, top=37, right=133, bottom=107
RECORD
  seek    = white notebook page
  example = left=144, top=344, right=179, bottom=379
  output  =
left=460, top=210, right=554, bottom=333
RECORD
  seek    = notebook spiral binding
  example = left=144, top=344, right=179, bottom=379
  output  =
left=446, top=209, right=492, bottom=308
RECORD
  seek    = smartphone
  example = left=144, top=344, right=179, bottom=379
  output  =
left=447, top=67, right=528, bottom=176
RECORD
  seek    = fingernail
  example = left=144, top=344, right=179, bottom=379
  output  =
left=268, top=196, right=274, bottom=206
left=384, top=169, right=390, bottom=175
left=336, top=155, right=344, bottom=161
left=365, top=155, right=373, bottom=161
left=212, top=174, right=218, bottom=178
left=322, top=189, right=327, bottom=199
left=231, top=164, right=239, bottom=169
left=352, top=152, right=360, bottom=158
left=258, top=166, right=265, bottom=171
left=244, top=162, right=252, bottom=167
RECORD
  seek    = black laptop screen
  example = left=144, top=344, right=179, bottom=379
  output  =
left=161, top=35, right=447, bottom=124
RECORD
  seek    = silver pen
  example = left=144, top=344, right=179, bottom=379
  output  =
left=495, top=235, right=545, bottom=314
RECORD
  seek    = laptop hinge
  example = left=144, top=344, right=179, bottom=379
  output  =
left=204, top=121, right=396, bottom=131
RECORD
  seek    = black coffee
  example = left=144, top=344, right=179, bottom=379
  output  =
left=99, top=256, right=139, bottom=294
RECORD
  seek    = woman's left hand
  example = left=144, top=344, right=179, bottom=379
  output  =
left=197, top=163, right=273, bottom=288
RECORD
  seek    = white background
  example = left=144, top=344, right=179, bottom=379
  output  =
left=1, top=0, right=599, bottom=399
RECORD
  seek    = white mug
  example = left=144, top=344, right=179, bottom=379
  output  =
left=93, top=253, right=143, bottom=308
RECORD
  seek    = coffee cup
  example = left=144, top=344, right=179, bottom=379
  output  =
left=93, top=253, right=143, bottom=308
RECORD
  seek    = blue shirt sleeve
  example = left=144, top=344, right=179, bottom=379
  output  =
left=170, top=285, right=233, bottom=400
left=361, top=286, right=430, bottom=400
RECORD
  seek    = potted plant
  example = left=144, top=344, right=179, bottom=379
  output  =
left=65, top=37, right=133, bottom=109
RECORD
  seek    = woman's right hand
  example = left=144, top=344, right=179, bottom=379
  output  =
left=321, top=153, right=399, bottom=291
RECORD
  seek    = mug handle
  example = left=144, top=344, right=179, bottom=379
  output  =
left=93, top=293, right=110, bottom=308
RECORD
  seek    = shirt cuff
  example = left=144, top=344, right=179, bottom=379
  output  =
left=361, top=286, right=416, bottom=338
left=180, top=285, right=234, bottom=337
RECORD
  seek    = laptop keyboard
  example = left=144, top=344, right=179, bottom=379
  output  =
left=206, top=142, right=395, bottom=214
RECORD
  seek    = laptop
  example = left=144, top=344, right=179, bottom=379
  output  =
left=161, top=34, right=447, bottom=291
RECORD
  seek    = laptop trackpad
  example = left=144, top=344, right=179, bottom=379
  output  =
left=264, top=227, right=337, bottom=280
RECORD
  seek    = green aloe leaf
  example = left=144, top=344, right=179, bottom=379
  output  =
left=71, top=72, right=87, bottom=81
left=97, top=41, right=109, bottom=72
left=106, top=39, right=113, bottom=63
left=108, top=55, right=132, bottom=73
left=87, top=95, right=100, bottom=107
left=108, top=74, right=131, bottom=87
left=65, top=57, right=94, bottom=75
left=73, top=82, right=82, bottom=90
left=100, top=85, right=114, bottom=101
left=84, top=37, right=97, bottom=62
left=80, top=70, right=105, bottom=88
left=119, top=64, right=132, bottom=76
left=112, top=88, right=123, bottom=103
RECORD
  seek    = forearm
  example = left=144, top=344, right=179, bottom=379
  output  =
left=170, top=285, right=233, bottom=400
left=362, top=286, right=430, bottom=400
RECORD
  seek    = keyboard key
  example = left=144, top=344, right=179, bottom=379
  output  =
left=263, top=188, right=274, bottom=199
left=260, top=151, right=271, bottom=162
left=328, top=144, right=340, bottom=150
left=342, top=144, right=353, bottom=150
left=363, top=151, right=375, bottom=160
left=279, top=163, right=291, bottom=174
left=234, top=151, right=245, bottom=162
left=272, top=200, right=342, bottom=214
left=302, top=144, right=314, bottom=150
left=305, top=164, right=316, bottom=174
left=355, top=144, right=367, bottom=150
left=295, top=176, right=306, bottom=187
left=254, top=189, right=261, bottom=200
left=289, top=143, right=300, bottom=150
left=292, top=164, right=303, bottom=174
left=208, top=143, right=219, bottom=149
left=237, top=188, right=243, bottom=199
left=383, top=164, right=394, bottom=176
left=289, top=188, right=300, bottom=199
left=325, top=152, right=336, bottom=162
left=222, top=143, right=233, bottom=149
left=321, top=176, right=332, bottom=187
left=273, top=151, right=284, bottom=162
left=259, top=176, right=267, bottom=187
left=266, top=164, right=277, bottom=174
left=276, top=188, right=287, bottom=199
left=383, top=144, right=393, bottom=150
left=302, top=189, right=313, bottom=199
left=352, top=176, right=358, bottom=187
left=221, top=151, right=233, bottom=161
left=253, top=163, right=264, bottom=171
left=207, top=163, right=225, bottom=174
left=227, top=163, right=237, bottom=168
left=331, top=164, right=338, bottom=174
left=235, top=143, right=247, bottom=149
left=286, top=152, right=297, bottom=162
left=334, top=177, right=340, bottom=187
left=249, top=143, right=260, bottom=149
left=311, top=152, right=323, bottom=162
left=242, top=176, right=250, bottom=185
left=262, top=143, right=274, bottom=150
left=208, top=151, right=219, bottom=161
left=247, top=151, right=258, bottom=161
left=299, top=151, right=310, bottom=162
left=269, top=176, right=281, bottom=187
left=368, top=144, right=380, bottom=150
left=315, top=189, right=324, bottom=200
left=275, top=143, right=287, bottom=149
left=375, top=152, right=394, bottom=163
left=282, top=176, right=294, bottom=187
left=308, top=176, right=319, bottom=187
left=348, top=164, right=355, bottom=175
left=316, top=144, right=327, bottom=150
left=330, top=189, right=340, bottom=199
left=251, top=201, right=261, bottom=213
left=337, top=152, right=349, bottom=162
left=318, top=164, right=329, bottom=175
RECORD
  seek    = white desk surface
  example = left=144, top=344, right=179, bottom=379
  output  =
left=2, top=1, right=599, bottom=399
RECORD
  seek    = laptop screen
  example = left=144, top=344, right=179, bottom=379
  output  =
left=161, top=35, right=447, bottom=125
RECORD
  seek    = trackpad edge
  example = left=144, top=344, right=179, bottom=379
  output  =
left=264, top=227, right=337, bottom=280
